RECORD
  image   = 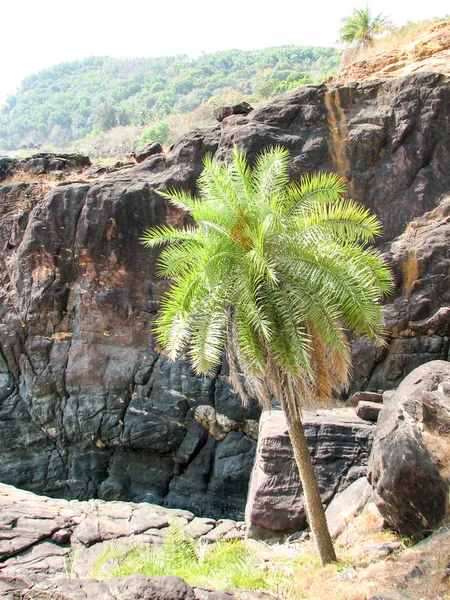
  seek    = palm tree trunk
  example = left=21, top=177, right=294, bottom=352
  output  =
left=284, top=411, right=337, bottom=565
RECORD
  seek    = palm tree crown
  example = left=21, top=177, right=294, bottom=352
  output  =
left=142, top=146, right=390, bottom=408
left=339, top=5, right=389, bottom=49
left=141, top=146, right=392, bottom=565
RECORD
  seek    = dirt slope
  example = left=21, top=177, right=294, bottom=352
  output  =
left=332, top=20, right=450, bottom=85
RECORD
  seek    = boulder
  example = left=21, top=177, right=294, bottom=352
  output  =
left=348, top=391, right=383, bottom=407
left=245, top=410, right=375, bottom=538
left=355, top=401, right=384, bottom=422
left=213, top=102, right=253, bottom=122
left=135, top=142, right=163, bottom=163
left=368, top=361, right=450, bottom=539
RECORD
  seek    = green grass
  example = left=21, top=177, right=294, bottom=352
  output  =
left=96, top=524, right=275, bottom=591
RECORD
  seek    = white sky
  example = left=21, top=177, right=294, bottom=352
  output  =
left=0, top=0, right=448, bottom=105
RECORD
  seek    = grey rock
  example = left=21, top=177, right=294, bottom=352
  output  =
left=0, top=483, right=251, bottom=592
left=405, top=565, right=424, bottom=580
left=186, top=517, right=216, bottom=538
left=363, top=542, right=402, bottom=559
left=27, top=575, right=196, bottom=600
left=202, top=520, right=236, bottom=543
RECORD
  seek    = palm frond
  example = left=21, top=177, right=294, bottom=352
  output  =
left=252, top=146, right=290, bottom=208
left=290, top=198, right=382, bottom=243
left=140, top=224, right=199, bottom=248
left=142, top=146, right=391, bottom=407
left=284, top=172, right=347, bottom=218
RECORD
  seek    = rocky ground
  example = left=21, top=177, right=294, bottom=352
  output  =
left=0, top=482, right=262, bottom=599
left=0, top=481, right=449, bottom=600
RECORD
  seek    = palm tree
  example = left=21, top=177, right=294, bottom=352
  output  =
left=141, top=146, right=391, bottom=565
left=339, top=5, right=389, bottom=49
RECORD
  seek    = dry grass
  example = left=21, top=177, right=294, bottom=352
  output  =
left=1, top=169, right=61, bottom=191
left=423, top=430, right=450, bottom=481
left=257, top=498, right=450, bottom=600
left=355, top=21, right=428, bottom=62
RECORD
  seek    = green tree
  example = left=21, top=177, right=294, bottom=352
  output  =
left=141, top=147, right=391, bottom=565
left=139, top=121, right=170, bottom=147
left=339, top=5, right=389, bottom=49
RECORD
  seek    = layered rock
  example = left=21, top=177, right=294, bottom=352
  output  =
left=0, top=153, right=91, bottom=181
left=245, top=410, right=375, bottom=537
left=0, top=483, right=245, bottom=583
left=0, top=73, right=449, bottom=516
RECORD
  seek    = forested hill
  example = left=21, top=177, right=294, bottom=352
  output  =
left=0, top=47, right=340, bottom=150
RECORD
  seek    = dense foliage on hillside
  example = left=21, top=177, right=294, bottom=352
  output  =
left=0, top=47, right=340, bottom=150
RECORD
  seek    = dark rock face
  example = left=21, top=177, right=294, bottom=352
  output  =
left=368, top=361, right=450, bottom=540
left=245, top=410, right=375, bottom=537
left=354, top=197, right=450, bottom=392
left=0, top=130, right=258, bottom=520
left=0, top=74, right=449, bottom=517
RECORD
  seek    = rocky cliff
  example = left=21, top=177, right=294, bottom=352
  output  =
left=0, top=71, right=449, bottom=518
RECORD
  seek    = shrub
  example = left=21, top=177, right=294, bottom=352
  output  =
left=138, top=121, right=169, bottom=147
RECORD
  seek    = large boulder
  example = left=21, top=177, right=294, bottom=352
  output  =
left=245, top=410, right=375, bottom=538
left=213, top=102, right=253, bottom=122
left=368, top=360, right=450, bottom=539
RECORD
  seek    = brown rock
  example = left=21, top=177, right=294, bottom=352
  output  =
left=348, top=391, right=383, bottom=407
left=368, top=361, right=450, bottom=539
left=245, top=410, right=375, bottom=537
left=355, top=401, right=384, bottom=422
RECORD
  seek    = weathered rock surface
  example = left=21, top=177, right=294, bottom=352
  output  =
left=368, top=361, right=450, bottom=539
left=0, top=483, right=245, bottom=585
left=0, top=73, right=449, bottom=515
left=355, top=401, right=384, bottom=422
left=245, top=410, right=375, bottom=537
left=351, top=196, right=450, bottom=393
left=348, top=391, right=383, bottom=407
left=0, top=575, right=249, bottom=600
left=213, top=102, right=253, bottom=122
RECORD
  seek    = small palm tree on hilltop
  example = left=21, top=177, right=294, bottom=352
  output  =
left=141, top=146, right=392, bottom=565
left=339, top=4, right=390, bottom=49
